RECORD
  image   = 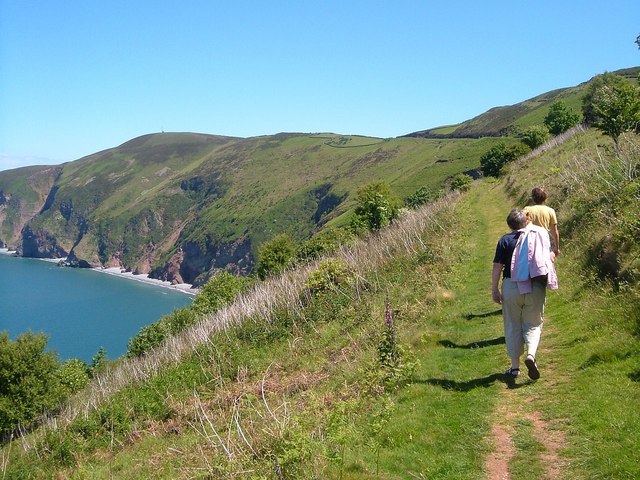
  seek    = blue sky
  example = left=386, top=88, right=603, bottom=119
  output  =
left=1, top=1, right=639, bottom=171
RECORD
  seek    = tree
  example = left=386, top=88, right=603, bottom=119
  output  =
left=582, top=72, right=640, bottom=144
left=0, top=332, right=64, bottom=436
left=543, top=101, right=581, bottom=135
left=350, top=181, right=401, bottom=232
left=256, top=233, right=297, bottom=279
left=519, top=125, right=551, bottom=149
left=480, top=143, right=529, bottom=177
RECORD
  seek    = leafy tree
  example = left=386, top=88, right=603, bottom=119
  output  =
left=350, top=181, right=401, bottom=232
left=405, top=186, right=434, bottom=209
left=582, top=72, right=640, bottom=143
left=544, top=101, right=581, bottom=135
left=449, top=173, right=472, bottom=192
left=191, top=271, right=251, bottom=316
left=519, top=125, right=551, bottom=149
left=256, top=233, right=297, bottom=280
left=0, top=332, right=63, bottom=436
left=480, top=143, right=529, bottom=177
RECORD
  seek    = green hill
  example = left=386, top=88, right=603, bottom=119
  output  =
left=0, top=132, right=497, bottom=285
left=2, top=127, right=640, bottom=477
left=1, top=67, right=639, bottom=478
left=4, top=68, right=637, bottom=285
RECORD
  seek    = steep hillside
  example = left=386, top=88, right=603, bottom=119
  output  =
left=0, top=132, right=495, bottom=285
left=405, top=66, right=640, bottom=139
left=1, top=67, right=637, bottom=287
left=3, top=127, right=638, bottom=479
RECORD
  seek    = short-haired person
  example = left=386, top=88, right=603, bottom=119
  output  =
left=524, top=186, right=560, bottom=257
left=492, top=209, right=556, bottom=380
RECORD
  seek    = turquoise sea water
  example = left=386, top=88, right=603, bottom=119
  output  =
left=0, top=254, right=192, bottom=362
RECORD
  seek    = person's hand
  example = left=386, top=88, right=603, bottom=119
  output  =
left=492, top=287, right=502, bottom=305
left=550, top=251, right=557, bottom=263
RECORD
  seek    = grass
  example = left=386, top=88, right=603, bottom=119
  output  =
left=5, top=129, right=640, bottom=478
left=2, top=118, right=640, bottom=477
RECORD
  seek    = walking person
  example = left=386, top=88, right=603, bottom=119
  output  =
left=524, top=186, right=560, bottom=257
left=491, top=209, right=557, bottom=380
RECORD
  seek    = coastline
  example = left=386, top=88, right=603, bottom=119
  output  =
left=0, top=249, right=198, bottom=296
left=95, top=267, right=198, bottom=296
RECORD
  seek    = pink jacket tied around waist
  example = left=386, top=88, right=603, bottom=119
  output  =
left=510, top=223, right=558, bottom=294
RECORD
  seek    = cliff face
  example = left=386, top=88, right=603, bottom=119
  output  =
left=0, top=166, right=62, bottom=249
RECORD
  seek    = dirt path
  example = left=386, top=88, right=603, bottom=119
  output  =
left=468, top=182, right=568, bottom=480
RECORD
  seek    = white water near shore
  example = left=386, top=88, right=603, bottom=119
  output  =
left=0, top=249, right=198, bottom=295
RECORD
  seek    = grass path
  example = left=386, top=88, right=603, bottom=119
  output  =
left=466, top=180, right=567, bottom=480
left=372, top=179, right=569, bottom=479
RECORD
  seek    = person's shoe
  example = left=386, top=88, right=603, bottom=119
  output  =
left=525, top=355, right=540, bottom=380
left=505, top=367, right=520, bottom=378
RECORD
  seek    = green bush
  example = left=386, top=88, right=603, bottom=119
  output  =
left=127, top=308, right=196, bottom=357
left=191, top=271, right=251, bottom=316
left=544, top=100, right=581, bottom=135
left=450, top=173, right=473, bottom=192
left=405, top=185, right=435, bottom=209
left=0, top=332, right=64, bottom=436
left=256, top=233, right=297, bottom=280
left=519, top=125, right=551, bottom=149
left=295, top=228, right=354, bottom=262
left=305, top=259, right=355, bottom=295
left=480, top=142, right=530, bottom=177
left=350, top=181, right=401, bottom=232
left=56, top=359, right=90, bottom=397
left=582, top=72, right=640, bottom=143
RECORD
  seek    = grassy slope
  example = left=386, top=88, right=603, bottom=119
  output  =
left=5, top=130, right=639, bottom=479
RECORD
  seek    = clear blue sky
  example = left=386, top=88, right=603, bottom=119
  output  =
left=1, top=1, right=639, bottom=171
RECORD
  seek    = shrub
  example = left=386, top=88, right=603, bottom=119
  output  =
left=544, top=100, right=581, bottom=135
left=127, top=307, right=196, bottom=357
left=449, top=173, right=472, bottom=192
left=519, top=125, right=551, bottom=149
left=582, top=72, right=640, bottom=143
left=0, top=332, right=64, bottom=437
left=305, top=259, right=355, bottom=295
left=56, top=359, right=90, bottom=396
left=480, top=143, right=529, bottom=177
left=295, top=228, right=354, bottom=262
left=256, top=233, right=297, bottom=280
left=350, top=181, right=401, bottom=232
left=405, top=185, right=435, bottom=209
left=191, top=271, right=252, bottom=316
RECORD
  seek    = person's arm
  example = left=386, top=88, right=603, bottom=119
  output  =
left=492, top=263, right=503, bottom=304
left=551, top=223, right=560, bottom=256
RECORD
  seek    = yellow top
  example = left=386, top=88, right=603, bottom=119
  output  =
left=524, top=205, right=557, bottom=231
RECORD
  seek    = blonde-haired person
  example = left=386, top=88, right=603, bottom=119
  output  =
left=523, top=187, right=560, bottom=257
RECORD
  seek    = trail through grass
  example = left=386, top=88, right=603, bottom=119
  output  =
left=354, top=179, right=576, bottom=479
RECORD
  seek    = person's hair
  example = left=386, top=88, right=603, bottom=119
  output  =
left=506, top=208, right=527, bottom=230
left=531, top=187, right=547, bottom=204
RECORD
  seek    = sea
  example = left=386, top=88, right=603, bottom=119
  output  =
left=0, top=252, right=193, bottom=362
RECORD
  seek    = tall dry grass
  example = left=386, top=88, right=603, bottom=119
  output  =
left=52, top=192, right=460, bottom=428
